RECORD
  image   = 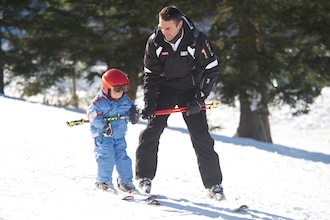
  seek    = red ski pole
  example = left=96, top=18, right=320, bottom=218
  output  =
left=155, top=101, right=220, bottom=116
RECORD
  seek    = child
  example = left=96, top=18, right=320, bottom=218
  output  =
left=87, top=68, right=140, bottom=194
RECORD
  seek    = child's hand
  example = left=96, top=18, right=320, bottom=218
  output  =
left=103, top=123, right=113, bottom=136
left=130, top=105, right=140, bottom=124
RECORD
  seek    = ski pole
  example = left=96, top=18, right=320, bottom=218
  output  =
left=155, top=101, right=220, bottom=116
left=66, top=116, right=128, bottom=127
left=66, top=102, right=219, bottom=126
left=66, top=119, right=89, bottom=127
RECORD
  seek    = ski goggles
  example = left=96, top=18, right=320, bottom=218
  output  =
left=113, top=85, right=129, bottom=93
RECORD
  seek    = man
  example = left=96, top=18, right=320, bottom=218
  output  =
left=136, top=6, right=224, bottom=201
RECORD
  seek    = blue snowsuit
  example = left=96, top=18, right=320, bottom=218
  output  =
left=87, top=93, right=135, bottom=185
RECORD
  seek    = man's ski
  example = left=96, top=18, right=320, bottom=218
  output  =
left=121, top=192, right=246, bottom=212
left=122, top=194, right=160, bottom=206
left=207, top=196, right=248, bottom=213
left=233, top=204, right=249, bottom=212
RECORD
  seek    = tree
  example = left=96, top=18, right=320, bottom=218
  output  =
left=209, top=0, right=330, bottom=142
left=1, top=0, right=83, bottom=107
left=0, top=0, right=38, bottom=95
left=75, top=0, right=219, bottom=100
left=1, top=0, right=218, bottom=106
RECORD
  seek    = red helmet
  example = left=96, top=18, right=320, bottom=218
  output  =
left=101, top=68, right=130, bottom=96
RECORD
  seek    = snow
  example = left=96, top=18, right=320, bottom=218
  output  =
left=0, top=87, right=329, bottom=220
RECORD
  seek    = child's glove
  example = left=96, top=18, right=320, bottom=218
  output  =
left=103, top=123, right=113, bottom=137
left=130, top=105, right=140, bottom=124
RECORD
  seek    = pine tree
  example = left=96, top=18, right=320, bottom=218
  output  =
left=1, top=0, right=218, bottom=105
left=209, top=0, right=330, bottom=142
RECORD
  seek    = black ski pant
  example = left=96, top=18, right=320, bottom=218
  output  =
left=135, top=89, right=222, bottom=188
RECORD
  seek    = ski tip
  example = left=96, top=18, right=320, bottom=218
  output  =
left=147, top=195, right=157, bottom=199
left=148, top=199, right=161, bottom=206
left=122, top=195, right=134, bottom=200
left=234, top=204, right=249, bottom=212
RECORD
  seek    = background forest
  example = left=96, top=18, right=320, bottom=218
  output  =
left=1, top=0, right=329, bottom=142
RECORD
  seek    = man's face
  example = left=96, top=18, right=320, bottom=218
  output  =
left=158, top=18, right=183, bottom=41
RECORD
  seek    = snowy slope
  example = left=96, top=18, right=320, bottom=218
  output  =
left=0, top=87, right=329, bottom=220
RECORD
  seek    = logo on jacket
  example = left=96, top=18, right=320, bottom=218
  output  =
left=180, top=51, right=188, bottom=56
left=161, top=51, right=169, bottom=56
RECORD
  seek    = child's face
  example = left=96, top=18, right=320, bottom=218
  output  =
left=110, top=89, right=124, bottom=100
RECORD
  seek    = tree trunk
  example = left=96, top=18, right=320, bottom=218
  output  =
left=232, top=3, right=273, bottom=143
left=71, top=72, right=78, bottom=108
left=234, top=97, right=273, bottom=143
left=0, top=35, right=3, bottom=94
left=0, top=68, right=4, bottom=94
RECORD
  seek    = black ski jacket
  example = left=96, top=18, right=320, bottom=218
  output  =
left=143, top=15, right=220, bottom=109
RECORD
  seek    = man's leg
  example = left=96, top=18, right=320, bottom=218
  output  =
left=135, top=115, right=169, bottom=180
left=183, top=111, right=223, bottom=188
left=136, top=90, right=177, bottom=180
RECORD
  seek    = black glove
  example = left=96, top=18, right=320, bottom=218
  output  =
left=129, top=105, right=140, bottom=124
left=141, top=107, right=156, bottom=120
left=186, top=100, right=202, bottom=116
left=103, top=123, right=113, bottom=137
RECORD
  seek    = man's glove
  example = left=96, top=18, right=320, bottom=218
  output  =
left=141, top=107, right=156, bottom=120
left=103, top=123, right=113, bottom=137
left=186, top=100, right=202, bottom=116
left=129, top=105, right=140, bottom=124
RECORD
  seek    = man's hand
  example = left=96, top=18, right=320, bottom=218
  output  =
left=141, top=107, right=156, bottom=120
left=103, top=123, right=113, bottom=137
left=186, top=100, right=202, bottom=116
left=130, top=105, right=140, bottom=124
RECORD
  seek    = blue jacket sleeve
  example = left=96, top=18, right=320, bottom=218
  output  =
left=86, top=94, right=107, bottom=137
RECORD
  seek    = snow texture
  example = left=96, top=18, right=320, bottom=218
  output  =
left=0, top=87, right=329, bottom=220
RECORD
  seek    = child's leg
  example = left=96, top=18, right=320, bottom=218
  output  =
left=114, top=138, right=133, bottom=184
left=94, top=136, right=115, bottom=184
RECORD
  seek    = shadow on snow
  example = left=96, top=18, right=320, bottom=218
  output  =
left=164, top=124, right=330, bottom=164
left=155, top=195, right=293, bottom=220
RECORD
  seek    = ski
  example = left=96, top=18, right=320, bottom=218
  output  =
left=120, top=192, right=246, bottom=212
left=233, top=204, right=249, bottom=212
left=122, top=194, right=160, bottom=206
left=207, top=196, right=249, bottom=213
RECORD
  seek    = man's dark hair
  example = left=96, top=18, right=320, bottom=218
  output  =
left=159, top=6, right=182, bottom=25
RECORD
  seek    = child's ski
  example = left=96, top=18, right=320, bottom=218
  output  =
left=122, top=194, right=160, bottom=206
